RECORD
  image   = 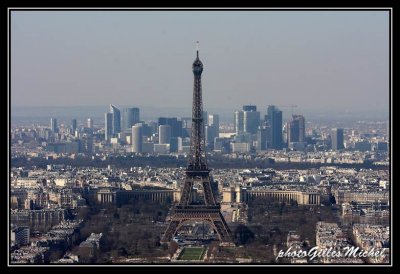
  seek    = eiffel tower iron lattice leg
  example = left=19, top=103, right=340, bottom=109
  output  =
left=161, top=175, right=232, bottom=244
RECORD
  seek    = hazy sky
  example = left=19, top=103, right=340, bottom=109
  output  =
left=11, top=10, right=389, bottom=113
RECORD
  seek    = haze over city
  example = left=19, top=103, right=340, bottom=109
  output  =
left=11, top=10, right=389, bottom=115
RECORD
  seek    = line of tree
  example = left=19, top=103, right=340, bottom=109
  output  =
left=11, top=155, right=387, bottom=170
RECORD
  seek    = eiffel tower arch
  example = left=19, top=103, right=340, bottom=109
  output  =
left=161, top=44, right=232, bottom=245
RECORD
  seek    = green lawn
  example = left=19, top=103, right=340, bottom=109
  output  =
left=178, top=247, right=205, bottom=261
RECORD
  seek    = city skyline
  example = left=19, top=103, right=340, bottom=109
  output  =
left=11, top=104, right=390, bottom=124
left=11, top=10, right=389, bottom=113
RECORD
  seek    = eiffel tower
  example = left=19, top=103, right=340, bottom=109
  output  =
left=161, top=43, right=232, bottom=244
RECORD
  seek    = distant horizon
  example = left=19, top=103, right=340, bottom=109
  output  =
left=10, top=104, right=389, bottom=112
left=11, top=104, right=389, bottom=124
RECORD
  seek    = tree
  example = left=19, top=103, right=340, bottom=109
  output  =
left=77, top=206, right=90, bottom=220
left=233, top=224, right=254, bottom=245
left=168, top=241, right=178, bottom=258
left=48, top=249, right=64, bottom=263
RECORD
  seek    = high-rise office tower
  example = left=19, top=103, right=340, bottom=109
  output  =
left=206, top=114, right=220, bottom=148
left=257, top=126, right=268, bottom=151
left=123, top=107, right=140, bottom=131
left=287, top=115, right=305, bottom=143
left=331, top=128, right=344, bottom=150
left=243, top=105, right=260, bottom=134
left=147, top=121, right=158, bottom=135
left=234, top=110, right=244, bottom=134
left=203, top=111, right=208, bottom=126
left=50, top=118, right=58, bottom=133
left=131, top=125, right=143, bottom=153
left=266, top=105, right=283, bottom=149
left=204, top=125, right=212, bottom=147
left=181, top=117, right=192, bottom=129
left=81, top=136, right=93, bottom=154
left=104, top=113, right=113, bottom=141
left=109, top=104, right=121, bottom=135
left=170, top=137, right=179, bottom=153
left=234, top=106, right=260, bottom=135
left=135, top=122, right=152, bottom=137
left=243, top=105, right=257, bottom=112
left=87, top=118, right=93, bottom=129
left=181, top=117, right=192, bottom=138
left=208, top=114, right=219, bottom=134
left=159, top=125, right=172, bottom=145
left=71, top=119, right=77, bottom=133
left=158, top=117, right=182, bottom=138
left=214, top=137, right=230, bottom=153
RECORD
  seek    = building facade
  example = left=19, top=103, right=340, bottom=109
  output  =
left=104, top=112, right=113, bottom=141
left=331, top=128, right=344, bottom=150
left=123, top=107, right=140, bottom=131
left=287, top=114, right=305, bottom=143
left=222, top=187, right=320, bottom=205
left=131, top=125, right=143, bottom=153
left=266, top=105, right=283, bottom=149
left=109, top=104, right=121, bottom=135
left=159, top=125, right=172, bottom=145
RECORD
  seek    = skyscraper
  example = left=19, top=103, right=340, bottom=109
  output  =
left=50, top=118, right=58, bottom=133
left=204, top=125, right=212, bottom=147
left=243, top=105, right=257, bottom=112
left=181, top=117, right=192, bottom=138
left=87, top=118, right=93, bottom=129
left=131, top=125, right=143, bottom=153
left=257, top=126, right=268, bottom=151
left=287, top=115, right=306, bottom=143
left=234, top=106, right=260, bottom=135
left=104, top=113, right=113, bottom=141
left=208, top=114, right=220, bottom=135
left=135, top=122, right=152, bottom=137
left=71, top=118, right=77, bottom=133
left=234, top=110, right=244, bottom=134
left=243, top=105, right=260, bottom=134
left=206, top=114, right=220, bottom=148
left=331, top=128, right=344, bottom=150
left=109, top=104, right=121, bottom=135
left=203, top=111, right=208, bottom=126
left=170, top=137, right=179, bottom=153
left=123, top=107, right=140, bottom=131
left=158, top=117, right=182, bottom=138
left=267, top=105, right=283, bottom=149
left=159, top=125, right=172, bottom=145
